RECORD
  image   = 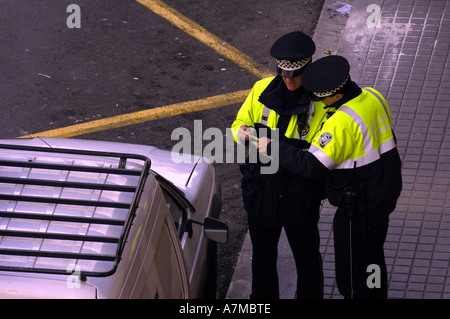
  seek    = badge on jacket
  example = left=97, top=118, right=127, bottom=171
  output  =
left=297, top=113, right=310, bottom=137
left=319, top=132, right=333, bottom=148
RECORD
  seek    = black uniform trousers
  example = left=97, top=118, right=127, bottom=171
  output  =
left=249, top=209, right=323, bottom=299
left=332, top=205, right=390, bottom=299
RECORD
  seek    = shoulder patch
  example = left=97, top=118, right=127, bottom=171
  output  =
left=318, top=132, right=333, bottom=148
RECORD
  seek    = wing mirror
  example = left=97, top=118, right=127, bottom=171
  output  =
left=203, top=217, right=228, bottom=244
left=185, top=217, right=228, bottom=244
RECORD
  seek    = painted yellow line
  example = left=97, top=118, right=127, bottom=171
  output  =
left=19, top=89, right=251, bottom=138
left=136, top=0, right=275, bottom=79
left=20, top=0, right=273, bottom=139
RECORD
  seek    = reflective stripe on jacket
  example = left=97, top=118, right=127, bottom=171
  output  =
left=231, top=76, right=328, bottom=145
left=231, top=76, right=329, bottom=227
left=309, top=87, right=396, bottom=170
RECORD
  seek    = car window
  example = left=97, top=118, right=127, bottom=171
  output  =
left=161, top=189, right=186, bottom=237
left=152, top=172, right=195, bottom=239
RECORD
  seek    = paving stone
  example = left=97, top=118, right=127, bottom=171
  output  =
left=228, top=0, right=449, bottom=299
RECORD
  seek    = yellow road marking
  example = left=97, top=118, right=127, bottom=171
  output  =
left=19, top=89, right=251, bottom=138
left=20, top=0, right=274, bottom=139
left=136, top=0, right=275, bottom=79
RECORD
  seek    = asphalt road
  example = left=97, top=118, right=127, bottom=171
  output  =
left=0, top=0, right=324, bottom=298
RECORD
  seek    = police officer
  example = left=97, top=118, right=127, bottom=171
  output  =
left=257, top=55, right=402, bottom=299
left=231, top=31, right=329, bottom=299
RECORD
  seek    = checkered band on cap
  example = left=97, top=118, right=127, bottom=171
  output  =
left=277, top=57, right=311, bottom=71
left=313, top=75, right=350, bottom=97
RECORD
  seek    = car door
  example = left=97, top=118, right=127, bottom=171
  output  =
left=128, top=189, right=190, bottom=299
left=139, top=217, right=189, bottom=299
left=156, top=176, right=207, bottom=298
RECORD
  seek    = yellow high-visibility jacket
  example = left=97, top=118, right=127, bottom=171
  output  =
left=230, top=76, right=329, bottom=227
left=231, top=76, right=329, bottom=146
left=276, top=86, right=402, bottom=212
left=309, top=87, right=396, bottom=170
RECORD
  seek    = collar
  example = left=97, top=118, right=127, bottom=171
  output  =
left=258, top=76, right=311, bottom=115
left=324, top=81, right=363, bottom=110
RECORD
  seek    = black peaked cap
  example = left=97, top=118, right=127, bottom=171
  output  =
left=270, top=31, right=316, bottom=61
left=301, top=55, right=350, bottom=97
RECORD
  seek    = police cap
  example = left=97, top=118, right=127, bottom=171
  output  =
left=270, top=31, right=316, bottom=78
left=301, top=55, right=351, bottom=101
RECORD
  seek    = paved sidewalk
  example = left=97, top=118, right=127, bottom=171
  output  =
left=226, top=0, right=450, bottom=299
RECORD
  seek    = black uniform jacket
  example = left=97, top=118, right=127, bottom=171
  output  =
left=240, top=76, right=325, bottom=228
left=275, top=144, right=402, bottom=215
left=268, top=83, right=403, bottom=215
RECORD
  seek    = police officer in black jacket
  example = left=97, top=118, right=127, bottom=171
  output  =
left=232, top=32, right=327, bottom=299
left=257, top=55, right=402, bottom=299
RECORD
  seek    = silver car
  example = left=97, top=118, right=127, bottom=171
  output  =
left=0, top=137, right=227, bottom=299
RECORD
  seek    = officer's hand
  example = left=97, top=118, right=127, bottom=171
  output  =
left=237, top=125, right=256, bottom=144
left=257, top=137, right=271, bottom=155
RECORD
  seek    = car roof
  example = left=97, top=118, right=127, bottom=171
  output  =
left=0, top=137, right=200, bottom=189
left=0, top=142, right=151, bottom=277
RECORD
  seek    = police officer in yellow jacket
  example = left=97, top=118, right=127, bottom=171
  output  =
left=257, top=55, right=402, bottom=299
left=231, top=31, right=329, bottom=299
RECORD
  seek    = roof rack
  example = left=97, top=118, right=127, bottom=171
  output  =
left=0, top=143, right=150, bottom=278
